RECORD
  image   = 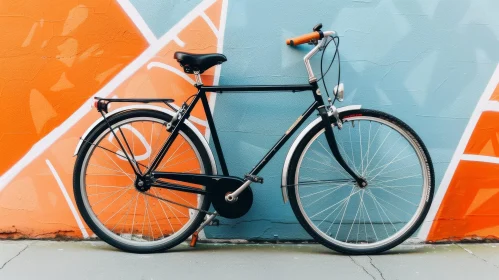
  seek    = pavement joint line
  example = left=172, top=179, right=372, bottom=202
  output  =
left=368, top=256, right=386, bottom=280
left=0, top=244, right=29, bottom=270
left=349, top=256, right=376, bottom=280
left=455, top=243, right=499, bottom=270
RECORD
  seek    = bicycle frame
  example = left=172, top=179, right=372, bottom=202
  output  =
left=92, top=29, right=365, bottom=200
left=134, top=80, right=363, bottom=193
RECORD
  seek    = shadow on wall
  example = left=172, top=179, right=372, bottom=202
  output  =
left=206, top=0, right=499, bottom=240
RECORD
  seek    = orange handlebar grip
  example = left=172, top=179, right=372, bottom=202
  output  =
left=286, top=31, right=321, bottom=46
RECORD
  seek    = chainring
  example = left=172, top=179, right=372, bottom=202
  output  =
left=210, top=181, right=253, bottom=219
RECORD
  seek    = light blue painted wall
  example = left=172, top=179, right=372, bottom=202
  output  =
left=133, top=0, right=499, bottom=240
left=129, top=0, right=202, bottom=37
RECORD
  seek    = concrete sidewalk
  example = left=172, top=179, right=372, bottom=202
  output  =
left=0, top=241, right=498, bottom=280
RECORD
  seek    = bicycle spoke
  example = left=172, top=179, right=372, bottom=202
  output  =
left=158, top=139, right=186, bottom=170
left=371, top=173, right=421, bottom=185
left=148, top=195, right=165, bottom=239
left=358, top=121, right=364, bottom=174
left=101, top=148, right=135, bottom=182
left=104, top=193, right=138, bottom=226
left=88, top=163, right=134, bottom=177
left=152, top=188, right=176, bottom=234
left=81, top=138, right=149, bottom=169
left=323, top=191, right=352, bottom=234
left=96, top=186, right=134, bottom=216
left=305, top=182, right=350, bottom=208
left=360, top=190, right=378, bottom=242
left=366, top=189, right=400, bottom=231
left=371, top=187, right=418, bottom=207
left=113, top=193, right=139, bottom=233
left=304, top=156, right=350, bottom=178
left=92, top=186, right=132, bottom=206
left=301, top=184, right=346, bottom=199
left=335, top=186, right=356, bottom=239
left=130, top=191, right=140, bottom=238
left=367, top=145, right=410, bottom=178
left=346, top=190, right=363, bottom=241
left=310, top=188, right=361, bottom=219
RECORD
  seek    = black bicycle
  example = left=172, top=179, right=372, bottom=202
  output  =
left=73, top=24, right=434, bottom=255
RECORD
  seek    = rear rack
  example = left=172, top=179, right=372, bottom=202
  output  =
left=93, top=97, right=175, bottom=113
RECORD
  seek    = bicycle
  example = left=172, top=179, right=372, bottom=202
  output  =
left=73, top=23, right=434, bottom=255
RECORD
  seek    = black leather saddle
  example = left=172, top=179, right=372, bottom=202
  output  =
left=174, top=52, right=227, bottom=74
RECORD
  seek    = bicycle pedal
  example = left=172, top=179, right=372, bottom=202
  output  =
left=244, top=174, right=264, bottom=183
left=190, top=231, right=199, bottom=247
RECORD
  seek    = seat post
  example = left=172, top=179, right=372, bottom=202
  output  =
left=194, top=71, right=203, bottom=85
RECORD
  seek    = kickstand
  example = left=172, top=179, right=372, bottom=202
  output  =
left=190, top=212, right=218, bottom=247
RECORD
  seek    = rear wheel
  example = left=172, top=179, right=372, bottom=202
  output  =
left=73, top=109, right=214, bottom=253
left=286, top=109, right=434, bottom=254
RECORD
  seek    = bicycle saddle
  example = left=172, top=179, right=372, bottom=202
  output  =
left=174, top=52, right=227, bottom=74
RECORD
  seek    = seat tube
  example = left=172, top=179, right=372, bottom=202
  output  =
left=200, top=91, right=230, bottom=176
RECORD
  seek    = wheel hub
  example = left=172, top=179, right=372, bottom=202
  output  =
left=357, top=178, right=368, bottom=189
left=135, top=176, right=152, bottom=192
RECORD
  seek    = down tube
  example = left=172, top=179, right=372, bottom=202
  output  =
left=249, top=101, right=318, bottom=175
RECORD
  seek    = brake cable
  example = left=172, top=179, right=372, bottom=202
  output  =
left=318, top=35, right=341, bottom=105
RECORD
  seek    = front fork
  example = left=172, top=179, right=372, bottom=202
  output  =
left=317, top=104, right=367, bottom=188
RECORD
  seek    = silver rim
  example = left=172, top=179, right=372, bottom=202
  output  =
left=294, top=115, right=430, bottom=250
left=79, top=116, right=206, bottom=247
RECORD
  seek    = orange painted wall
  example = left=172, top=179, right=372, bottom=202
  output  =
left=428, top=82, right=499, bottom=242
left=0, top=0, right=225, bottom=238
left=0, top=0, right=148, bottom=176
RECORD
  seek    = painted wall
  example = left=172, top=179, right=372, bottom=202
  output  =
left=0, top=0, right=499, bottom=242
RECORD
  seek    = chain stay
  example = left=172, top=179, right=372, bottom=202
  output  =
left=141, top=191, right=213, bottom=215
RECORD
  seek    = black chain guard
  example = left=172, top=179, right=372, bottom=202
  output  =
left=210, top=181, right=253, bottom=219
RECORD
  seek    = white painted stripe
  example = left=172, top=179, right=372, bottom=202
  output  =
left=204, top=0, right=228, bottom=141
left=46, top=159, right=89, bottom=238
left=482, top=100, right=499, bottom=112
left=173, top=36, right=186, bottom=47
left=147, top=62, right=196, bottom=84
left=0, top=0, right=217, bottom=192
left=417, top=63, right=499, bottom=240
left=461, top=154, right=499, bottom=165
left=200, top=12, right=219, bottom=38
left=116, top=0, right=157, bottom=44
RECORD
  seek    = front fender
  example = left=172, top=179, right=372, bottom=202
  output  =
left=280, top=105, right=361, bottom=203
left=74, top=104, right=217, bottom=174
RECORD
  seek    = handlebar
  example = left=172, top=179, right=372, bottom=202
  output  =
left=286, top=31, right=323, bottom=46
left=286, top=30, right=335, bottom=46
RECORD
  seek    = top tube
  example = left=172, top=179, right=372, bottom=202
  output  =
left=199, top=84, right=314, bottom=93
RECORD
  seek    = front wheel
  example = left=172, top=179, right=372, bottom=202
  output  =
left=286, top=109, right=434, bottom=255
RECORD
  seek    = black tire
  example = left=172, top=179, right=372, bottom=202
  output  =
left=286, top=109, right=434, bottom=255
left=73, top=109, right=213, bottom=253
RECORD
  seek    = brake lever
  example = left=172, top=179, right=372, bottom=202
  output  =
left=308, top=39, right=319, bottom=46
